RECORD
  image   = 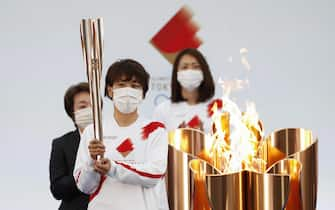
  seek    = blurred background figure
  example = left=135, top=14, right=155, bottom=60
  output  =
left=49, top=82, right=92, bottom=210
left=153, top=48, right=220, bottom=133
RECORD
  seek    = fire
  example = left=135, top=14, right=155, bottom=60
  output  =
left=168, top=129, right=189, bottom=152
left=240, top=47, right=251, bottom=71
left=207, top=81, right=265, bottom=173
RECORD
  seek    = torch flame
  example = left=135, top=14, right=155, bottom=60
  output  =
left=208, top=81, right=265, bottom=173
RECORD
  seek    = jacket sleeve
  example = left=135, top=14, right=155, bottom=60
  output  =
left=108, top=127, right=168, bottom=188
left=73, top=127, right=101, bottom=195
left=49, top=138, right=82, bottom=201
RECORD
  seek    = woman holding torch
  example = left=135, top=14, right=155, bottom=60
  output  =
left=74, top=59, right=168, bottom=210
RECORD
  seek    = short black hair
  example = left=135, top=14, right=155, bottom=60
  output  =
left=171, top=48, right=215, bottom=103
left=104, top=59, right=150, bottom=99
left=64, top=82, right=89, bottom=121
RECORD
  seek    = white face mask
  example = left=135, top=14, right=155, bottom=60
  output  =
left=177, top=69, right=204, bottom=91
left=74, top=107, right=93, bottom=130
left=113, top=87, right=143, bottom=114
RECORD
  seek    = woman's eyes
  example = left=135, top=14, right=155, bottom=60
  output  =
left=131, top=84, right=142, bottom=89
left=180, top=64, right=200, bottom=70
left=193, top=65, right=201, bottom=69
left=116, top=83, right=126, bottom=87
left=115, top=82, right=141, bottom=89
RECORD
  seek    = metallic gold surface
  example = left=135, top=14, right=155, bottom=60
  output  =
left=80, top=18, right=104, bottom=147
left=267, top=159, right=302, bottom=210
left=265, top=128, right=318, bottom=210
left=189, top=159, right=220, bottom=210
left=167, top=128, right=318, bottom=210
left=167, top=128, right=209, bottom=210
left=205, top=165, right=290, bottom=210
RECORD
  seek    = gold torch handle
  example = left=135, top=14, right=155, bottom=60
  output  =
left=80, top=18, right=104, bottom=158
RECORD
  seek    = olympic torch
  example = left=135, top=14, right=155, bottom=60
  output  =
left=80, top=18, right=104, bottom=158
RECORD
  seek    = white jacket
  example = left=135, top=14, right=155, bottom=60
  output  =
left=153, top=99, right=222, bottom=133
left=74, top=116, right=168, bottom=210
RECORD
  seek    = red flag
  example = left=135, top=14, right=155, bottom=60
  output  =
left=150, top=5, right=202, bottom=63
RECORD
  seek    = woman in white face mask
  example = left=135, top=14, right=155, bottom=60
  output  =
left=153, top=48, right=221, bottom=133
left=74, top=59, right=169, bottom=210
left=49, top=82, right=91, bottom=210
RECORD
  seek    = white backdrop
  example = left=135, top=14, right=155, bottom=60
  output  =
left=1, top=0, right=334, bottom=209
